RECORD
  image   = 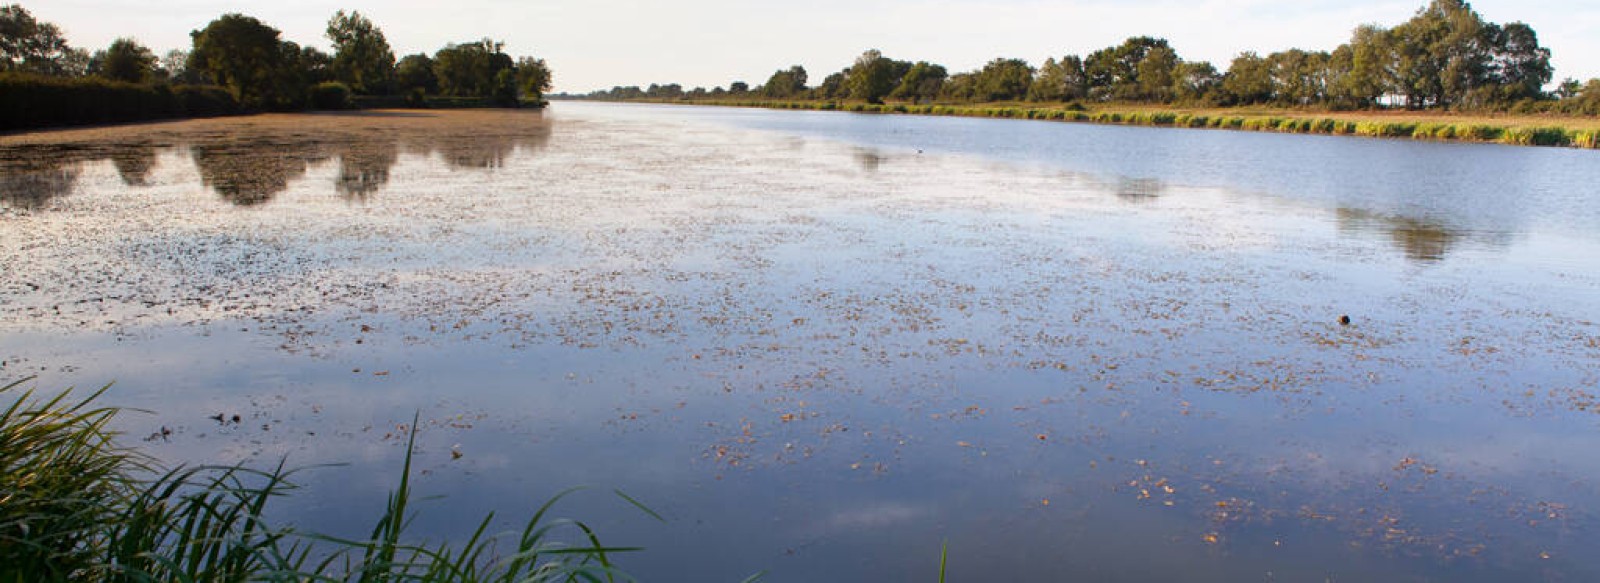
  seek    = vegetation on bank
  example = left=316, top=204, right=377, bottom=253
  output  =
left=0, top=379, right=646, bottom=582
left=611, top=98, right=1600, bottom=148
left=574, top=0, right=1600, bottom=129
left=0, top=4, right=553, bottom=130
left=0, top=73, right=240, bottom=130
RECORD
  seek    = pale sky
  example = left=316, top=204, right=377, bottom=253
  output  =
left=31, top=0, right=1600, bottom=93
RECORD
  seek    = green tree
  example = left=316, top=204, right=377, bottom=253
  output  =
left=846, top=49, right=899, bottom=104
left=298, top=45, right=332, bottom=85
left=761, top=65, right=807, bottom=98
left=433, top=39, right=512, bottom=97
left=1219, top=51, right=1274, bottom=105
left=326, top=10, right=395, bottom=94
left=1171, top=60, right=1219, bottom=104
left=891, top=61, right=946, bottom=103
left=728, top=80, right=749, bottom=94
left=1267, top=49, right=1330, bottom=106
left=0, top=4, right=74, bottom=74
left=515, top=56, right=552, bottom=102
left=1486, top=22, right=1550, bottom=102
left=90, top=37, right=157, bottom=83
left=814, top=72, right=845, bottom=99
left=190, top=14, right=304, bottom=108
left=1028, top=56, right=1086, bottom=102
left=1336, top=24, right=1395, bottom=107
left=1136, top=46, right=1178, bottom=102
left=940, top=72, right=978, bottom=102
left=1389, top=0, right=1492, bottom=108
left=974, top=57, right=1032, bottom=102
left=1029, top=57, right=1065, bottom=102
left=1085, top=36, right=1170, bottom=100
left=162, top=48, right=201, bottom=84
left=395, top=53, right=436, bottom=94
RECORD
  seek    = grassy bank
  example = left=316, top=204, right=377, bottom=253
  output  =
left=0, top=379, right=644, bottom=582
left=588, top=98, right=1600, bottom=149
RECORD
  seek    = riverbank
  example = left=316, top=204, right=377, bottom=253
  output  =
left=566, top=98, right=1600, bottom=149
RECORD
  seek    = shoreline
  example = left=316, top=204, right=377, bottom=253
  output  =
left=562, top=98, right=1600, bottom=149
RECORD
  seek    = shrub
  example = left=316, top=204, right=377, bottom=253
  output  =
left=0, top=72, right=242, bottom=130
left=308, top=82, right=354, bottom=110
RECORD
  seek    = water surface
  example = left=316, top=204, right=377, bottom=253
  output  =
left=2, top=103, right=1598, bottom=582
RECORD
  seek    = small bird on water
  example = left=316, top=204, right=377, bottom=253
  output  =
left=1339, top=315, right=1351, bottom=326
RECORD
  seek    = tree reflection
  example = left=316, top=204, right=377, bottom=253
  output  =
left=333, top=138, right=398, bottom=202
left=0, top=148, right=84, bottom=210
left=427, top=116, right=550, bottom=171
left=854, top=149, right=885, bottom=173
left=109, top=146, right=158, bottom=186
left=1334, top=208, right=1507, bottom=264
left=191, top=143, right=322, bottom=206
left=1113, top=177, right=1164, bottom=203
left=6, top=111, right=556, bottom=208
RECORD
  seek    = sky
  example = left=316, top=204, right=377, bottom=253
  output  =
left=31, top=0, right=1600, bottom=93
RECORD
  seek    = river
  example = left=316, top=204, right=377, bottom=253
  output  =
left=2, top=102, right=1598, bottom=581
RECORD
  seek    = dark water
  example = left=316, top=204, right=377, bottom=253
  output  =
left=2, top=102, right=1599, bottom=582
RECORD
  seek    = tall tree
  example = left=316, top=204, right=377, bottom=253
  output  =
left=1085, top=37, right=1170, bottom=100
left=1136, top=46, right=1178, bottom=102
left=1220, top=52, right=1274, bottom=105
left=1172, top=60, right=1219, bottom=104
left=515, top=56, right=552, bottom=101
left=190, top=14, right=304, bottom=108
left=1026, top=55, right=1088, bottom=101
left=761, top=65, right=807, bottom=98
left=1339, top=24, right=1395, bottom=107
left=325, top=10, right=395, bottom=94
left=395, top=53, right=437, bottom=94
left=89, top=37, right=158, bottom=83
left=892, top=61, right=947, bottom=103
left=433, top=39, right=512, bottom=97
left=846, top=49, right=899, bottom=104
left=974, top=57, right=1033, bottom=102
left=0, top=4, right=74, bottom=74
left=1487, top=22, right=1551, bottom=102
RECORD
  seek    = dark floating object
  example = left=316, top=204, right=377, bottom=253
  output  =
left=1339, top=315, right=1351, bottom=326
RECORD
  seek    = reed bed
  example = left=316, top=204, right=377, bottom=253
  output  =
left=0, top=379, right=646, bottom=582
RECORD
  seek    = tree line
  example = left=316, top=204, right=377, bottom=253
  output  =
left=578, top=0, right=1600, bottom=115
left=0, top=4, right=553, bottom=119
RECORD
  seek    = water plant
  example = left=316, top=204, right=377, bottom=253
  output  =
left=0, top=378, right=645, bottom=582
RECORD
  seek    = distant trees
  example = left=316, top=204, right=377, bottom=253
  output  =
left=1029, top=56, right=1086, bottom=102
left=1, top=4, right=81, bottom=75
left=395, top=53, right=437, bottom=94
left=573, top=0, right=1581, bottom=115
left=188, top=14, right=305, bottom=109
left=974, top=58, right=1032, bottom=102
left=761, top=65, right=806, bottom=98
left=891, top=61, right=946, bottom=103
left=89, top=38, right=158, bottom=83
left=516, top=56, right=552, bottom=103
left=846, top=49, right=906, bottom=104
left=326, top=10, right=394, bottom=95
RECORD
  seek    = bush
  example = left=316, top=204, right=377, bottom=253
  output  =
left=308, top=82, right=353, bottom=110
left=0, top=72, right=242, bottom=131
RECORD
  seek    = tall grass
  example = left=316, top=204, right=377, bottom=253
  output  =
left=0, top=379, right=647, bottom=582
left=630, top=97, right=1600, bottom=150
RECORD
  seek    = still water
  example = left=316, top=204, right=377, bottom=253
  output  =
left=2, top=102, right=1599, bottom=581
